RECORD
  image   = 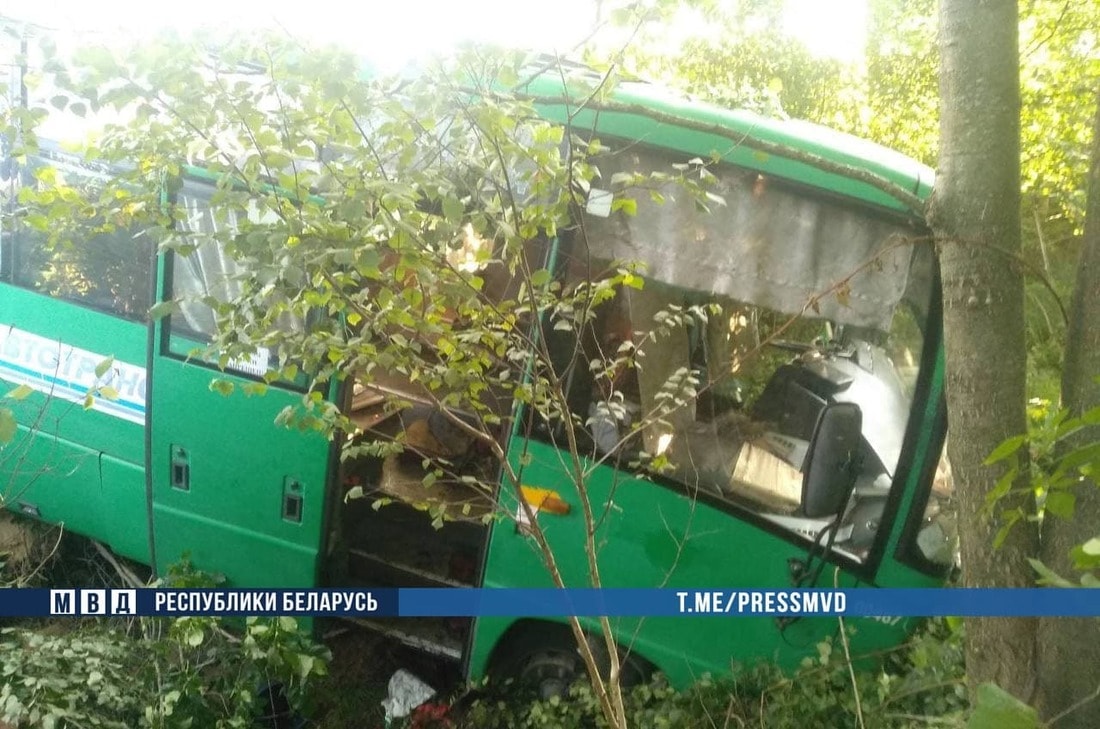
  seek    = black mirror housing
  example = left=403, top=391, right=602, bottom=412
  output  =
left=801, top=402, right=863, bottom=518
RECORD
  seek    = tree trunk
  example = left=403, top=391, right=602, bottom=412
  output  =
left=1038, top=86, right=1100, bottom=729
left=932, top=0, right=1039, bottom=702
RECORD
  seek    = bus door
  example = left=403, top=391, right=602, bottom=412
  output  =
left=148, top=178, right=332, bottom=587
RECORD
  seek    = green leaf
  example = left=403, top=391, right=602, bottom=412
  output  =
left=23, top=213, right=49, bottom=232
left=148, top=300, right=179, bottom=321
left=985, top=435, right=1025, bottom=465
left=1070, top=542, right=1100, bottom=572
left=241, top=383, right=269, bottom=397
left=1028, top=558, right=1076, bottom=588
left=1044, top=490, right=1075, bottom=520
left=611, top=172, right=640, bottom=188
left=97, top=386, right=120, bottom=401
left=6, top=384, right=34, bottom=401
left=0, top=407, right=16, bottom=444
left=296, top=653, right=316, bottom=681
left=442, top=196, right=464, bottom=223
left=95, top=356, right=115, bottom=379
left=1078, top=404, right=1100, bottom=427
left=611, top=196, right=638, bottom=216
left=1059, top=442, right=1100, bottom=472
left=84, top=393, right=94, bottom=410
left=209, top=380, right=235, bottom=397
left=529, top=268, right=551, bottom=287
left=992, top=508, right=1021, bottom=548
left=985, top=465, right=1018, bottom=510
left=1082, top=538, right=1100, bottom=557
left=185, top=628, right=204, bottom=647
left=967, top=682, right=1040, bottom=729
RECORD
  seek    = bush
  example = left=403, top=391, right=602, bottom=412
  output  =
left=0, top=559, right=331, bottom=729
left=0, top=614, right=330, bottom=729
left=454, top=620, right=967, bottom=729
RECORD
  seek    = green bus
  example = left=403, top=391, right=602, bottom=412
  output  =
left=0, top=62, right=954, bottom=693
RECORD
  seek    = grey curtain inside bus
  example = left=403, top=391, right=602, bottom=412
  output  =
left=581, top=149, right=924, bottom=333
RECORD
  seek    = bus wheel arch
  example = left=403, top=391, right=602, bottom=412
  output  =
left=486, top=619, right=656, bottom=699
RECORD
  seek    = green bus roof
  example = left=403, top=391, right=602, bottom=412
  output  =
left=519, top=72, right=933, bottom=219
left=182, top=53, right=932, bottom=220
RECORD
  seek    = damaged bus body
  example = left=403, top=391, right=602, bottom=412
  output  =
left=0, top=67, right=954, bottom=691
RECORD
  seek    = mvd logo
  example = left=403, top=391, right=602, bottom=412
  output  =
left=50, top=589, right=137, bottom=616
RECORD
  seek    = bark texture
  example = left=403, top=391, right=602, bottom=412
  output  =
left=932, top=0, right=1039, bottom=702
left=1038, top=87, right=1100, bottom=729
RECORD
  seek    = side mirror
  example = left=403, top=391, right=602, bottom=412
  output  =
left=801, top=402, right=862, bottom=518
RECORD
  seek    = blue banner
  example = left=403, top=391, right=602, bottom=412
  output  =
left=1, top=587, right=1099, bottom=619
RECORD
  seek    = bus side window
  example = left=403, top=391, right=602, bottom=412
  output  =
left=10, top=223, right=153, bottom=320
left=2, top=153, right=152, bottom=320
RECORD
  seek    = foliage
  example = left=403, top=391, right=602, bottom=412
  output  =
left=622, top=2, right=862, bottom=128
left=0, top=560, right=330, bottom=729
left=633, top=34, right=858, bottom=126
left=23, top=32, right=721, bottom=469
left=983, top=398, right=1100, bottom=585
left=456, top=620, right=968, bottom=729
left=619, top=0, right=1093, bottom=404
left=1019, top=0, right=1100, bottom=231
left=616, top=0, right=938, bottom=164
left=864, top=0, right=939, bottom=167
left=1017, top=0, right=1100, bottom=402
left=11, top=29, right=732, bottom=729
left=0, top=626, right=139, bottom=729
left=10, top=12, right=1088, bottom=727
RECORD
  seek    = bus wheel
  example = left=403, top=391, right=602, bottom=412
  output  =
left=520, top=646, right=582, bottom=700
left=490, top=622, right=582, bottom=699
left=489, top=622, right=651, bottom=700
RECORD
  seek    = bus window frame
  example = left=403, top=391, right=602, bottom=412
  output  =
left=890, top=273, right=954, bottom=580
left=156, top=174, right=312, bottom=393
left=519, top=173, right=945, bottom=584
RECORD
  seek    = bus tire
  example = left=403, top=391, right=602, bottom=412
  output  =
left=488, top=620, right=652, bottom=700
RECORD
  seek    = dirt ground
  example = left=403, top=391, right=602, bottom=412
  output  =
left=311, top=622, right=464, bottom=728
left=0, top=512, right=35, bottom=567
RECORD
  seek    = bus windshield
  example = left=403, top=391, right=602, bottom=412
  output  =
left=581, top=145, right=930, bottom=333
left=551, top=145, right=940, bottom=563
